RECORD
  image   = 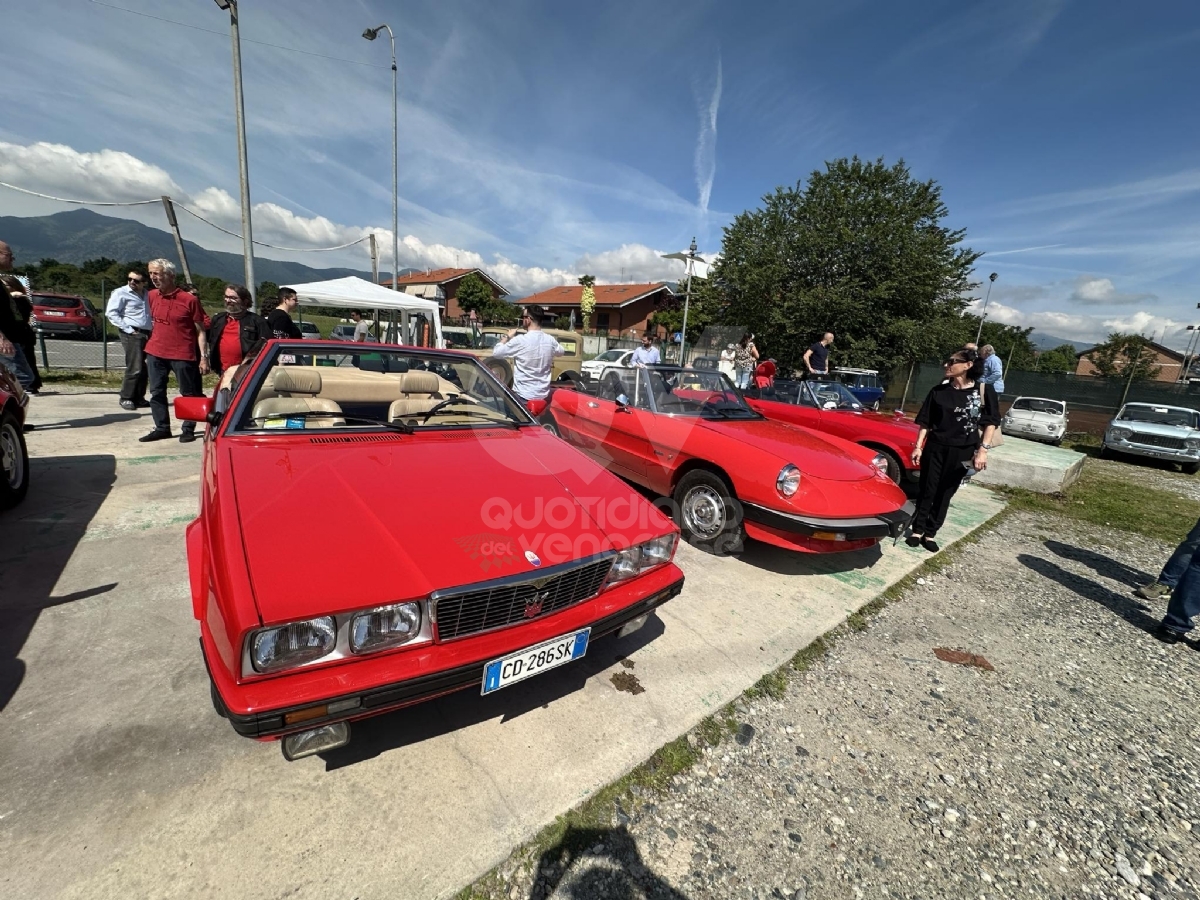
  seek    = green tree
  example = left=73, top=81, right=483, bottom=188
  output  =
left=454, top=272, right=512, bottom=323
left=1036, top=344, right=1079, bottom=374
left=648, top=277, right=724, bottom=345
left=257, top=280, right=281, bottom=309
left=578, top=274, right=596, bottom=331
left=973, top=320, right=1038, bottom=371
left=711, top=156, right=980, bottom=375
left=1084, top=333, right=1162, bottom=380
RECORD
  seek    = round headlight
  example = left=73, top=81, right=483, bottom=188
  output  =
left=1109, top=426, right=1132, bottom=440
left=776, top=464, right=801, bottom=497
left=250, top=617, right=336, bottom=674
left=1186, top=438, right=1200, bottom=451
left=870, top=454, right=889, bottom=477
left=351, top=602, right=422, bottom=654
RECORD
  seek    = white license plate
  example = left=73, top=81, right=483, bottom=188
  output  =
left=44, top=311, right=66, bottom=316
left=481, top=628, right=590, bottom=695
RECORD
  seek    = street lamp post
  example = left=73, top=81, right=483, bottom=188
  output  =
left=213, top=0, right=256, bottom=300
left=661, top=238, right=705, bottom=365
left=974, top=272, right=998, bottom=346
left=363, top=24, right=398, bottom=292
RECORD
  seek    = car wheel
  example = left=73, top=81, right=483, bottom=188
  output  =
left=1183, top=462, right=1200, bottom=476
left=210, top=679, right=228, bottom=718
left=0, top=408, right=30, bottom=510
left=485, top=358, right=513, bottom=388
left=865, top=446, right=902, bottom=483
left=672, top=469, right=744, bottom=555
left=1099, top=443, right=1112, bottom=460
left=871, top=399, right=881, bottom=411
left=558, top=370, right=580, bottom=383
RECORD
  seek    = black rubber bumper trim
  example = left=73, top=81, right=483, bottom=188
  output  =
left=742, top=500, right=915, bottom=540
left=221, top=577, right=684, bottom=739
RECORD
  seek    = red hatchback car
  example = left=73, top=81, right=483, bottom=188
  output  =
left=31, top=292, right=102, bottom=340
left=745, top=379, right=920, bottom=483
left=547, top=367, right=913, bottom=555
left=175, top=342, right=684, bottom=760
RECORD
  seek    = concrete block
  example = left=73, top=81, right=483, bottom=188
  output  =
left=973, top=434, right=1086, bottom=494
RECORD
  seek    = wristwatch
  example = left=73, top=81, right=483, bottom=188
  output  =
left=981, top=443, right=993, bottom=450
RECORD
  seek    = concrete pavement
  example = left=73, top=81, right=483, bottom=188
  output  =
left=0, top=389, right=1005, bottom=900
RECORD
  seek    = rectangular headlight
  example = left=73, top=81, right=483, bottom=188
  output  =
left=605, top=534, right=679, bottom=585
left=350, top=602, right=422, bottom=654
left=250, top=617, right=336, bottom=674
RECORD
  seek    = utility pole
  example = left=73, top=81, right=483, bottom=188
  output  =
left=369, top=233, right=379, bottom=285
left=160, top=196, right=194, bottom=286
left=214, top=0, right=256, bottom=300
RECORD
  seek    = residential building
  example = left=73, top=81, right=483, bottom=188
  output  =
left=519, top=283, right=676, bottom=336
left=381, top=268, right=509, bottom=320
left=1075, top=341, right=1186, bottom=383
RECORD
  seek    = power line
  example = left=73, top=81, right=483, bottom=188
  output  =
left=0, top=180, right=161, bottom=206
left=175, top=202, right=372, bottom=252
left=88, top=0, right=390, bottom=69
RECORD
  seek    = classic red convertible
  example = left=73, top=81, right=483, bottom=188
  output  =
left=0, top=365, right=29, bottom=510
left=547, top=367, right=913, bottom=555
left=175, top=342, right=684, bottom=760
left=744, top=379, right=920, bottom=483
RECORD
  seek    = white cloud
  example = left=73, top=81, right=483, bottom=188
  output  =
left=970, top=299, right=1187, bottom=349
left=694, top=55, right=722, bottom=216
left=0, top=141, right=182, bottom=202
left=1067, top=274, right=1155, bottom=306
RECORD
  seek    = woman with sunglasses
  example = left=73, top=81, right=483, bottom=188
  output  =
left=907, top=347, right=1000, bottom=552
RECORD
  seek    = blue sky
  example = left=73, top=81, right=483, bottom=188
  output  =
left=2, top=0, right=1199, bottom=346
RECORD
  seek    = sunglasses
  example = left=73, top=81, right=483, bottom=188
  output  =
left=944, top=357, right=967, bottom=366
left=128, top=277, right=144, bottom=283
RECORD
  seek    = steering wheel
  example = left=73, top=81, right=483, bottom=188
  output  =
left=421, top=396, right=477, bottom=421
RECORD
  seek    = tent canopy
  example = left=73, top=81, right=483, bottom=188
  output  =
left=282, top=276, right=441, bottom=314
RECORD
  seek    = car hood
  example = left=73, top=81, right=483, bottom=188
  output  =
left=1007, top=409, right=1064, bottom=424
left=1110, top=420, right=1198, bottom=438
left=696, top=417, right=876, bottom=481
left=228, top=430, right=658, bottom=624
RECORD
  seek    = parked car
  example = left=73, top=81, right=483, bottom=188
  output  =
left=1003, top=397, right=1068, bottom=445
left=0, top=364, right=30, bottom=510
left=832, top=368, right=885, bottom=410
left=297, top=321, right=322, bottom=341
left=582, top=349, right=633, bottom=382
left=1102, top=402, right=1200, bottom=474
left=547, top=366, right=913, bottom=554
left=31, top=292, right=102, bottom=340
left=174, top=340, right=683, bottom=759
left=744, top=379, right=920, bottom=483
left=691, top=356, right=721, bottom=372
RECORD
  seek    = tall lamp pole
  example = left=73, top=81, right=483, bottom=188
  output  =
left=974, top=272, right=998, bottom=346
left=214, top=0, right=256, bottom=299
left=661, top=238, right=705, bottom=365
left=363, top=24, right=398, bottom=291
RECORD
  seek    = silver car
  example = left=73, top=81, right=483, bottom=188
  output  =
left=1003, top=396, right=1068, bottom=445
left=1102, top=402, right=1200, bottom=474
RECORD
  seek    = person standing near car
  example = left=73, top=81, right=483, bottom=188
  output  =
left=631, top=333, right=661, bottom=367
left=0, top=240, right=38, bottom=393
left=907, top=348, right=1000, bottom=552
left=105, top=270, right=152, bottom=410
left=350, top=309, right=373, bottom=342
left=733, top=333, right=758, bottom=389
left=1148, top=516, right=1200, bottom=647
left=804, top=332, right=834, bottom=380
left=207, top=284, right=271, bottom=384
left=0, top=275, right=41, bottom=394
left=979, top=344, right=1005, bottom=394
left=493, top=304, right=563, bottom=404
left=719, top=343, right=736, bottom=382
left=265, top=287, right=302, bottom=339
left=142, top=259, right=209, bottom=444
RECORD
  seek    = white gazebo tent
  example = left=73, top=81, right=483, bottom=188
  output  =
left=282, top=276, right=444, bottom=347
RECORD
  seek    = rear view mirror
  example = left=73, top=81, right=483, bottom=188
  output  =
left=616, top=394, right=630, bottom=408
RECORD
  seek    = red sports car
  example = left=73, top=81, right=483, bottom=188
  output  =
left=744, top=379, right=920, bottom=483
left=547, top=367, right=913, bottom=555
left=175, top=342, right=684, bottom=760
left=0, top=365, right=29, bottom=510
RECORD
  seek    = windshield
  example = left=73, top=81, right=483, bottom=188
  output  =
left=597, top=367, right=758, bottom=418
left=1011, top=398, right=1064, bottom=415
left=233, top=346, right=530, bottom=433
left=804, top=380, right=863, bottom=410
left=1118, top=405, right=1200, bottom=428
left=34, top=295, right=82, bottom=309
left=441, top=329, right=477, bottom=349
left=594, top=349, right=625, bottom=362
left=478, top=332, right=504, bottom=349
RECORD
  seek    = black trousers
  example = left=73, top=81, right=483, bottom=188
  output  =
left=147, top=354, right=202, bottom=434
left=118, top=330, right=149, bottom=402
left=18, top=334, right=41, bottom=392
left=911, top=440, right=976, bottom=538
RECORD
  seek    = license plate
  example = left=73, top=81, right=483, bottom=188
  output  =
left=481, top=628, right=590, bottom=695
left=44, top=311, right=66, bottom=316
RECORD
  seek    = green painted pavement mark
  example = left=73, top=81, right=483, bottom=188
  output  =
left=122, top=453, right=201, bottom=466
left=830, top=568, right=887, bottom=590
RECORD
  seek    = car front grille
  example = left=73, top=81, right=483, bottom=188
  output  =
left=1130, top=432, right=1186, bottom=450
left=432, top=555, right=615, bottom=641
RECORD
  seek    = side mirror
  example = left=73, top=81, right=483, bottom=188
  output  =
left=823, top=401, right=837, bottom=410
left=175, top=396, right=213, bottom=423
left=615, top=393, right=630, bottom=408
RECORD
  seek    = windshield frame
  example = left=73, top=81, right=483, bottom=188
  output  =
left=614, top=365, right=763, bottom=419
left=803, top=380, right=864, bottom=411
left=225, top=342, right=537, bottom=436
left=1011, top=398, right=1065, bottom=415
left=1117, top=404, right=1200, bottom=429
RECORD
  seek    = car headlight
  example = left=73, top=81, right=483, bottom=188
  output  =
left=869, top=454, right=889, bottom=478
left=776, top=463, right=802, bottom=497
left=1109, top=426, right=1132, bottom=440
left=606, top=533, right=679, bottom=585
left=250, top=616, right=336, bottom=674
left=1186, top=438, right=1200, bottom=451
left=350, top=602, right=422, bottom=654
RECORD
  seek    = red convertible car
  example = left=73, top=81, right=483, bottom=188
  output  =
left=175, top=342, right=684, bottom=760
left=744, top=379, right=920, bottom=483
left=547, top=367, right=913, bottom=555
left=0, top=365, right=29, bottom=510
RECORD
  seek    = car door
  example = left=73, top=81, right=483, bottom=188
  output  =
left=550, top=373, right=649, bottom=483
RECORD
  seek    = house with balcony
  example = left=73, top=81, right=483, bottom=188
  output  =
left=381, top=268, right=510, bottom=320
left=518, top=283, right=676, bottom=336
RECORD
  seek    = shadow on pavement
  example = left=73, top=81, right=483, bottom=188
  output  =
left=32, top=413, right=140, bottom=430
left=1042, top=540, right=1154, bottom=588
left=738, top=538, right=883, bottom=576
left=0, top=453, right=117, bottom=711
left=1017, top=554, right=1159, bottom=635
left=525, top=824, right=689, bottom=900
left=321, top=615, right=667, bottom=770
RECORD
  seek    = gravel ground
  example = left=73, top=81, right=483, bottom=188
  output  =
left=1086, top=455, right=1200, bottom=503
left=481, top=511, right=1200, bottom=900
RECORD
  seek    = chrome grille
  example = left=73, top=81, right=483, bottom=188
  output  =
left=1131, top=432, right=1186, bottom=450
left=432, top=555, right=614, bottom=641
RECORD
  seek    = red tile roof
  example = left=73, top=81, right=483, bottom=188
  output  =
left=380, top=267, right=509, bottom=296
left=521, top=283, right=672, bottom=308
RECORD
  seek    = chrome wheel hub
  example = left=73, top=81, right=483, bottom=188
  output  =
left=682, top=486, right=725, bottom=539
left=1, top=422, right=22, bottom=489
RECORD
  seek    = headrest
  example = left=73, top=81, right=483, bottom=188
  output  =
left=272, top=367, right=322, bottom=395
left=400, top=371, right=440, bottom=394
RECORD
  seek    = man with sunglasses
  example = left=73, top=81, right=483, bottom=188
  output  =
left=492, top=304, right=563, bottom=407
left=106, top=270, right=153, bottom=410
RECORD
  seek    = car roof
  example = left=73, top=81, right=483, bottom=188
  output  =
left=32, top=292, right=87, bottom=300
left=1122, top=402, right=1198, bottom=413
left=1011, top=396, right=1064, bottom=404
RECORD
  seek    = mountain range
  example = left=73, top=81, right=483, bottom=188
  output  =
left=0, top=208, right=384, bottom=286
left=1029, top=332, right=1093, bottom=353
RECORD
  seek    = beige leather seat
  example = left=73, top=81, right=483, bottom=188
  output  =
left=387, top=371, right=454, bottom=424
left=253, top=369, right=345, bottom=427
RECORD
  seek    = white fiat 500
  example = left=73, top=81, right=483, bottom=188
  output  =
left=1003, top=396, right=1068, bottom=445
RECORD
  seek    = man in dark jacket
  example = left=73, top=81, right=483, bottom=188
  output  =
left=265, top=288, right=302, bottom=339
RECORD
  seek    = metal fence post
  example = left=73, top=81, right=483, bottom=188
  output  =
left=101, top=277, right=108, bottom=372
left=37, top=326, right=49, bottom=371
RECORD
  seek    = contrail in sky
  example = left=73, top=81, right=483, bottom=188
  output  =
left=695, top=55, right=722, bottom=216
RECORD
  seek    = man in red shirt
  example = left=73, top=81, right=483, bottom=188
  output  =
left=141, top=258, right=210, bottom=443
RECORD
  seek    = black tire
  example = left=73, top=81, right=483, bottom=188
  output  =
left=1183, top=462, right=1200, bottom=476
left=0, top=407, right=30, bottom=510
left=485, top=358, right=513, bottom=388
left=558, top=370, right=580, bottom=383
left=672, top=469, right=744, bottom=555
left=864, top=446, right=902, bottom=483
left=1099, top=444, right=1113, bottom=460
left=210, top=679, right=228, bottom=718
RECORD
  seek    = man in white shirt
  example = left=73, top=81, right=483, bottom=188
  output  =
left=106, top=270, right=152, bottom=409
left=350, top=310, right=373, bottom=342
left=492, top=305, right=563, bottom=403
left=630, top=334, right=661, bottom=367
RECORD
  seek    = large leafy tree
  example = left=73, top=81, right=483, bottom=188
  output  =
left=712, top=156, right=980, bottom=374
left=1085, top=333, right=1162, bottom=381
left=647, top=276, right=725, bottom=343
left=1036, top=344, right=1080, bottom=374
left=455, top=272, right=512, bottom=323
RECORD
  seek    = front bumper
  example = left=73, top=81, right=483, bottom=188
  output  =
left=211, top=576, right=684, bottom=740
left=36, top=320, right=94, bottom=336
left=742, top=499, right=915, bottom=541
left=1105, top=439, right=1199, bottom=464
left=1004, top=421, right=1064, bottom=442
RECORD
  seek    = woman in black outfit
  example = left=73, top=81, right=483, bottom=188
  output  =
left=908, top=348, right=1000, bottom=552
